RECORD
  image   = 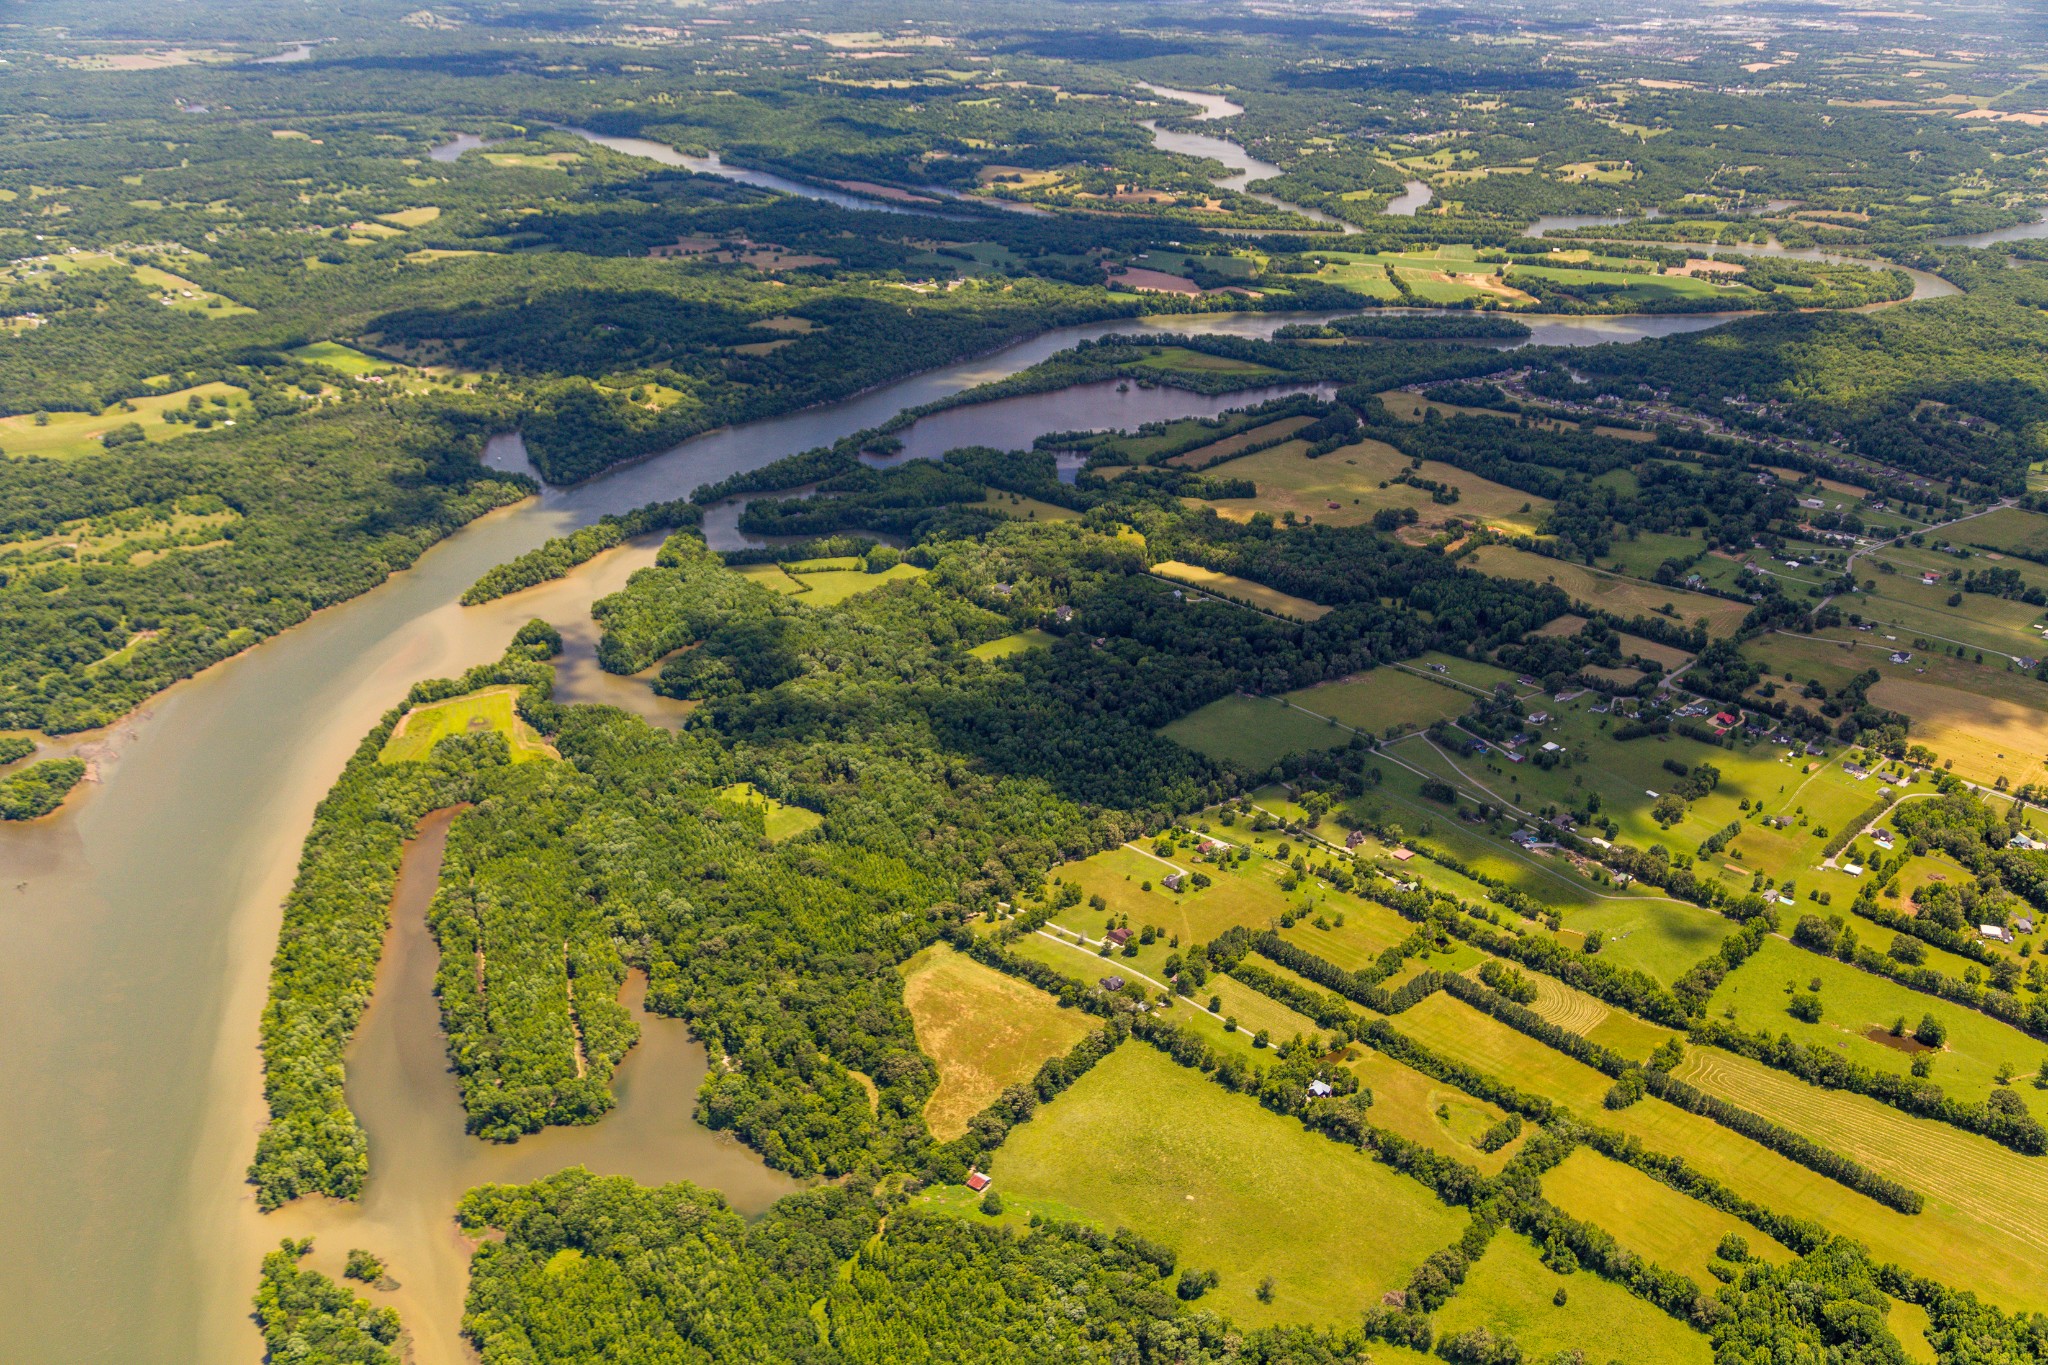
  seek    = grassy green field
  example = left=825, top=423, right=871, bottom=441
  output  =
left=1160, top=693, right=1348, bottom=768
left=1542, top=1147, right=1793, bottom=1283
left=899, top=943, right=1097, bottom=1140
left=971, top=489, right=1079, bottom=522
left=1963, top=506, right=2048, bottom=558
left=1200, top=437, right=1551, bottom=536
left=1433, top=1230, right=1713, bottom=1363
left=288, top=340, right=395, bottom=374
left=993, top=1042, right=1468, bottom=1328
left=969, top=628, right=1057, bottom=661
left=0, top=382, right=248, bottom=460
left=1347, top=1042, right=1529, bottom=1175
left=1706, top=935, right=2048, bottom=1121
left=1166, top=415, right=1317, bottom=468
left=738, top=560, right=928, bottom=606
left=715, top=781, right=823, bottom=842
left=1127, top=346, right=1280, bottom=377
left=378, top=686, right=555, bottom=764
left=1150, top=560, right=1332, bottom=620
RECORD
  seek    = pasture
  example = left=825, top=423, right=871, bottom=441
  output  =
left=898, top=944, right=1097, bottom=1141
left=992, top=1042, right=1468, bottom=1329
left=1200, top=437, right=1550, bottom=535
left=1127, top=346, right=1280, bottom=377
left=378, top=686, right=555, bottom=764
left=1706, top=935, right=2048, bottom=1121
left=0, top=383, right=248, bottom=460
left=1160, top=693, right=1348, bottom=769
left=1466, top=544, right=1751, bottom=636
left=1963, top=506, right=2048, bottom=559
left=1165, top=415, right=1317, bottom=468
left=1345, top=1043, right=1528, bottom=1175
left=1432, top=1231, right=1713, bottom=1364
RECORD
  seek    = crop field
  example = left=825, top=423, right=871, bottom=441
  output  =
left=1676, top=1046, right=2048, bottom=1309
left=1150, top=560, right=1332, bottom=620
left=1159, top=693, right=1346, bottom=768
left=1706, top=935, right=2048, bottom=1121
left=991, top=1042, right=1469, bottom=1329
left=898, top=944, right=1097, bottom=1140
left=1466, top=544, right=1751, bottom=635
left=378, top=686, right=555, bottom=764
left=1431, top=1231, right=1712, bottom=1364
left=714, top=782, right=822, bottom=842
left=968, top=628, right=1056, bottom=660
left=1284, top=668, right=1475, bottom=735
left=1542, top=1148, right=1793, bottom=1284
left=1866, top=675, right=2048, bottom=788
left=0, top=382, right=248, bottom=460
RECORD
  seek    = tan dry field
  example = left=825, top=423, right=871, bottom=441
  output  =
left=1866, top=676, right=2048, bottom=787
left=900, top=944, right=1097, bottom=1141
left=1150, top=560, right=1332, bottom=620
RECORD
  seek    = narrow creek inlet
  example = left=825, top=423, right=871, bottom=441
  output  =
left=272, top=807, right=797, bottom=1365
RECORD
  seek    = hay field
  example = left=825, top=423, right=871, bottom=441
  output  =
left=1868, top=676, right=2048, bottom=788
left=1677, top=1046, right=2048, bottom=1310
left=1201, top=438, right=1550, bottom=534
left=1542, top=1148, right=1793, bottom=1284
left=1150, top=560, right=1332, bottom=620
left=899, top=944, right=1097, bottom=1140
left=1166, top=415, right=1317, bottom=468
left=1466, top=545, right=1750, bottom=635
left=993, top=1043, right=1468, bottom=1328
left=1433, top=1231, right=1712, bottom=1363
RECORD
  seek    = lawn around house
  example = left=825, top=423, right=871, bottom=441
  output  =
left=990, top=1042, right=1468, bottom=1330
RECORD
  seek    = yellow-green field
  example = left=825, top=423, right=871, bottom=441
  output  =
left=1706, top=935, right=2048, bottom=1122
left=378, top=686, right=555, bottom=764
left=1960, top=506, right=2048, bottom=559
left=1542, top=1147, right=1793, bottom=1284
left=1127, top=346, right=1280, bottom=377
left=993, top=1042, right=1468, bottom=1328
left=969, top=628, right=1057, bottom=660
left=735, top=559, right=928, bottom=606
left=1200, top=437, right=1551, bottom=535
left=1150, top=560, right=1331, bottom=620
left=289, top=341, right=396, bottom=375
left=1433, top=1231, right=1713, bottom=1363
left=715, top=781, right=823, bottom=842
left=1166, top=415, right=1318, bottom=468
left=1676, top=1046, right=2048, bottom=1310
left=899, top=944, right=1097, bottom=1141
left=0, top=383, right=249, bottom=460
left=1466, top=544, right=1750, bottom=635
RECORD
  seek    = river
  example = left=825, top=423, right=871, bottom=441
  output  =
left=0, top=219, right=1929, bottom=1363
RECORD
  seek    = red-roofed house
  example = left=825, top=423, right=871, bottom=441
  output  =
left=966, top=1171, right=991, bottom=1192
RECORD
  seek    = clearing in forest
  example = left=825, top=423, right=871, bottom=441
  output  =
left=898, top=944, right=1097, bottom=1141
left=379, top=686, right=556, bottom=765
left=1149, top=561, right=1331, bottom=620
left=1432, top=1230, right=1713, bottom=1363
left=714, top=782, right=822, bottom=842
